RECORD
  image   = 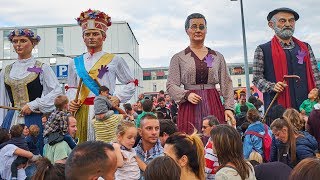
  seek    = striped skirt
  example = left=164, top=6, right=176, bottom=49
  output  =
left=177, top=88, right=225, bottom=134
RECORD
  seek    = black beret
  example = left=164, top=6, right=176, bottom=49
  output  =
left=267, top=7, right=299, bottom=21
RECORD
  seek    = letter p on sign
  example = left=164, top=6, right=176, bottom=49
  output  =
left=56, top=65, right=68, bottom=79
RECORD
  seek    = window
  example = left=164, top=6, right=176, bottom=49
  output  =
left=238, top=79, right=242, bottom=87
left=228, top=67, right=233, bottom=75
left=32, top=48, right=38, bottom=57
left=143, top=76, right=151, bottom=80
left=50, top=58, right=57, bottom=65
left=249, top=67, right=253, bottom=74
left=57, top=27, right=64, bottom=53
left=233, top=66, right=244, bottom=75
left=30, top=29, right=39, bottom=57
left=3, top=49, right=10, bottom=59
left=3, top=30, right=11, bottom=59
left=153, top=83, right=157, bottom=92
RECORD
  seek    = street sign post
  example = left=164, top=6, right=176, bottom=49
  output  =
left=56, top=65, right=68, bottom=79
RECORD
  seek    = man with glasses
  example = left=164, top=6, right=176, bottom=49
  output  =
left=253, top=8, right=320, bottom=113
left=202, top=115, right=219, bottom=180
left=202, top=115, right=219, bottom=137
left=167, top=13, right=235, bottom=135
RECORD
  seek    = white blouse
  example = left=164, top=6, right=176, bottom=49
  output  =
left=0, top=57, right=62, bottom=125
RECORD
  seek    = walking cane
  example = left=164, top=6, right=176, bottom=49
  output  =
left=72, top=78, right=83, bottom=116
left=262, top=75, right=300, bottom=123
left=0, top=105, right=41, bottom=114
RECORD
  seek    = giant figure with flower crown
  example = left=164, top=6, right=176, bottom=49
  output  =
left=0, top=29, right=62, bottom=154
left=67, top=9, right=137, bottom=143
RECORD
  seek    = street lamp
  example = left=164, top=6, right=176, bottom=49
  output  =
left=231, top=0, right=251, bottom=99
left=52, top=53, right=76, bottom=58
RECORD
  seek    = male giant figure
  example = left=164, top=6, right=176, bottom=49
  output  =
left=67, top=9, right=137, bottom=142
left=253, top=7, right=320, bottom=112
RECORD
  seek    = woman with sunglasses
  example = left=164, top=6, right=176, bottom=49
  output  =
left=167, top=13, right=235, bottom=134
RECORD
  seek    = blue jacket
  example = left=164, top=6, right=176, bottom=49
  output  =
left=243, top=121, right=272, bottom=159
left=270, top=131, right=318, bottom=167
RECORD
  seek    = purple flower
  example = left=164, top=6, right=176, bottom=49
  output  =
left=204, top=54, right=214, bottom=68
left=296, top=50, right=307, bottom=64
left=88, top=11, right=98, bottom=19
left=27, top=66, right=43, bottom=74
left=8, top=29, right=40, bottom=42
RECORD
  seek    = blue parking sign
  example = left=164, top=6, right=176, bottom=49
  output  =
left=56, top=65, right=68, bottom=79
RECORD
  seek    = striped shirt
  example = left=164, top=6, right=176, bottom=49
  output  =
left=92, top=114, right=122, bottom=143
left=205, top=138, right=219, bottom=180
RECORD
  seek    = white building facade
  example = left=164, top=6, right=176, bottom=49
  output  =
left=0, top=22, right=143, bottom=103
left=142, top=63, right=254, bottom=94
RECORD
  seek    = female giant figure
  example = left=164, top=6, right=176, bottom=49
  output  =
left=0, top=29, right=62, bottom=153
left=167, top=13, right=235, bottom=133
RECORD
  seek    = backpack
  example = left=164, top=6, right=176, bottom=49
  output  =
left=245, top=124, right=272, bottom=162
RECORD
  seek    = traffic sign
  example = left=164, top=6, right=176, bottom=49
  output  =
left=56, top=65, right=68, bottom=79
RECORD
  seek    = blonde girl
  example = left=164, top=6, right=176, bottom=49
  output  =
left=113, top=120, right=146, bottom=180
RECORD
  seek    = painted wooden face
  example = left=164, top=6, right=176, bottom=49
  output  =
left=186, top=18, right=207, bottom=43
left=12, top=36, right=34, bottom=58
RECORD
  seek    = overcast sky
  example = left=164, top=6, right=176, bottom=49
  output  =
left=1, top=0, right=319, bottom=67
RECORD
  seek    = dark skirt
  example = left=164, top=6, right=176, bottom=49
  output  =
left=2, top=110, right=44, bottom=155
left=177, top=88, right=225, bottom=134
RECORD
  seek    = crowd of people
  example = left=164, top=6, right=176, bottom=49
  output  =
left=1, top=6, right=320, bottom=180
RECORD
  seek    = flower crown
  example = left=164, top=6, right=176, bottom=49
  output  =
left=8, top=29, right=41, bottom=43
left=76, top=9, right=112, bottom=32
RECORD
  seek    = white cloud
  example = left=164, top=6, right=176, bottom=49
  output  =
left=0, top=0, right=319, bottom=67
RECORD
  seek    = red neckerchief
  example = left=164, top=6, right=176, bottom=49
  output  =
left=89, top=48, right=95, bottom=56
left=271, top=36, right=315, bottom=108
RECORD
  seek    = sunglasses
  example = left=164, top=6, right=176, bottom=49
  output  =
left=202, top=125, right=209, bottom=129
left=190, top=24, right=206, bottom=31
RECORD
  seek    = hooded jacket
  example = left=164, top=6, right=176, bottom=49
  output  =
left=270, top=131, right=318, bottom=167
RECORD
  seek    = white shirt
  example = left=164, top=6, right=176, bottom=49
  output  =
left=115, top=149, right=140, bottom=180
left=66, top=51, right=136, bottom=102
left=0, top=57, right=62, bottom=125
left=215, top=162, right=256, bottom=180
left=0, top=144, right=27, bottom=180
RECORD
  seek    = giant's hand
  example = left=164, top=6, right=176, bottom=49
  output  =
left=187, top=93, right=202, bottom=104
left=225, top=110, right=236, bottom=127
left=273, top=81, right=287, bottom=93
left=69, top=100, right=81, bottom=112
left=21, top=104, right=32, bottom=115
